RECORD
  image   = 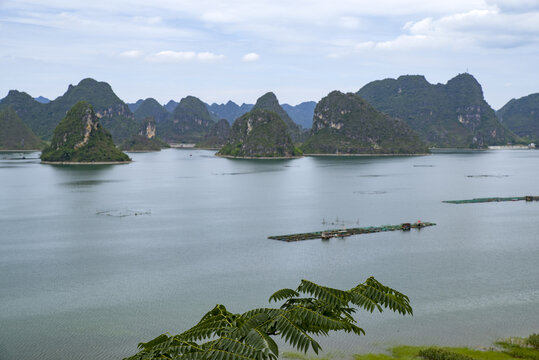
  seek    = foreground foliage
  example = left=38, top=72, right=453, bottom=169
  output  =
left=418, top=348, right=474, bottom=360
left=125, top=277, right=413, bottom=360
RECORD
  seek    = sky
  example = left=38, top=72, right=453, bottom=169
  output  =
left=1, top=0, right=538, bottom=109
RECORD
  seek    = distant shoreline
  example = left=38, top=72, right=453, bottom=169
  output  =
left=215, top=154, right=303, bottom=160
left=41, top=160, right=132, bottom=165
left=304, top=152, right=431, bottom=157
left=0, top=149, right=42, bottom=152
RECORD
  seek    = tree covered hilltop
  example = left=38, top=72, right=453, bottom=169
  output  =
left=302, top=91, right=429, bottom=155
left=40, top=101, right=131, bottom=163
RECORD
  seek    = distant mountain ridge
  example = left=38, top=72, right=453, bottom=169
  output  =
left=206, top=101, right=253, bottom=123
left=206, top=100, right=315, bottom=128
left=357, top=73, right=519, bottom=148
left=497, top=93, right=539, bottom=142
left=34, top=96, right=50, bottom=104
left=281, top=101, right=316, bottom=129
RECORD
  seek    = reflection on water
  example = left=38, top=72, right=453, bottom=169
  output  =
left=60, top=179, right=122, bottom=187
left=1, top=149, right=538, bottom=360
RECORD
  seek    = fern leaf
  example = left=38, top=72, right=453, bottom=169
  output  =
left=351, top=277, right=412, bottom=315
left=268, top=288, right=300, bottom=302
left=274, top=312, right=321, bottom=354
left=244, top=328, right=279, bottom=358
left=296, top=280, right=350, bottom=307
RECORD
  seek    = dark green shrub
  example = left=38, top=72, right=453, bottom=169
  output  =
left=527, top=334, right=539, bottom=349
left=418, top=347, right=474, bottom=360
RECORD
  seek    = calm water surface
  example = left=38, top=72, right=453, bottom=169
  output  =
left=1, top=149, right=538, bottom=359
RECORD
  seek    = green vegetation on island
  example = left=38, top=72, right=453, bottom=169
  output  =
left=497, top=93, right=539, bottom=142
left=120, top=117, right=169, bottom=151
left=157, top=96, right=215, bottom=143
left=125, top=277, right=412, bottom=360
left=40, top=101, right=130, bottom=163
left=302, top=91, right=429, bottom=155
left=252, top=92, right=302, bottom=140
left=357, top=73, right=520, bottom=148
left=0, top=107, right=43, bottom=150
left=218, top=109, right=301, bottom=158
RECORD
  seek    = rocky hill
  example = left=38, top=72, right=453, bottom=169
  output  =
left=0, top=90, right=47, bottom=138
left=357, top=73, right=519, bottom=148
left=497, top=93, right=539, bottom=142
left=157, top=96, right=214, bottom=143
left=133, top=98, right=170, bottom=123
left=0, top=78, right=139, bottom=143
left=218, top=109, right=300, bottom=158
left=251, top=92, right=301, bottom=140
left=164, top=100, right=179, bottom=113
left=196, top=119, right=231, bottom=148
left=120, top=117, right=169, bottom=151
left=40, top=102, right=130, bottom=163
left=301, top=91, right=429, bottom=155
left=0, top=107, right=43, bottom=150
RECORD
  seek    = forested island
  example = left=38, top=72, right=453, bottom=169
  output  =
left=40, top=102, right=131, bottom=164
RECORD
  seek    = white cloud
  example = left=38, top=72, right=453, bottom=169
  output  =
left=196, top=52, right=226, bottom=61
left=242, top=53, right=260, bottom=62
left=338, top=16, right=360, bottom=30
left=119, top=50, right=143, bottom=58
left=330, top=7, right=539, bottom=55
left=133, top=16, right=163, bottom=25
left=147, top=50, right=225, bottom=62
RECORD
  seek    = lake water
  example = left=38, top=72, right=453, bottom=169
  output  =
left=1, top=149, right=538, bottom=360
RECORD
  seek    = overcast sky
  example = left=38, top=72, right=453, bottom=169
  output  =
left=1, top=0, right=538, bottom=108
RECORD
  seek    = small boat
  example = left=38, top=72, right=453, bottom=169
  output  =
left=321, top=232, right=333, bottom=240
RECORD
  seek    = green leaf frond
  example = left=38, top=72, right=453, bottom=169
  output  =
left=138, top=334, right=171, bottom=350
left=350, top=277, right=413, bottom=315
left=268, top=288, right=300, bottom=302
left=244, top=328, right=279, bottom=358
left=296, top=280, right=350, bottom=307
left=274, top=311, right=322, bottom=354
left=279, top=297, right=315, bottom=310
left=178, top=305, right=239, bottom=342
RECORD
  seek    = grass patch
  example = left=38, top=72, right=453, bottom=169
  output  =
left=354, top=343, right=538, bottom=360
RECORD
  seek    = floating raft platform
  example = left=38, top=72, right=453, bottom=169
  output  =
left=443, top=195, right=539, bottom=204
left=269, top=221, right=436, bottom=242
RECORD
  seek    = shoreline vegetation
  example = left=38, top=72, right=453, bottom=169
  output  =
left=215, top=153, right=303, bottom=160
left=41, top=160, right=131, bottom=165
left=283, top=334, right=539, bottom=360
